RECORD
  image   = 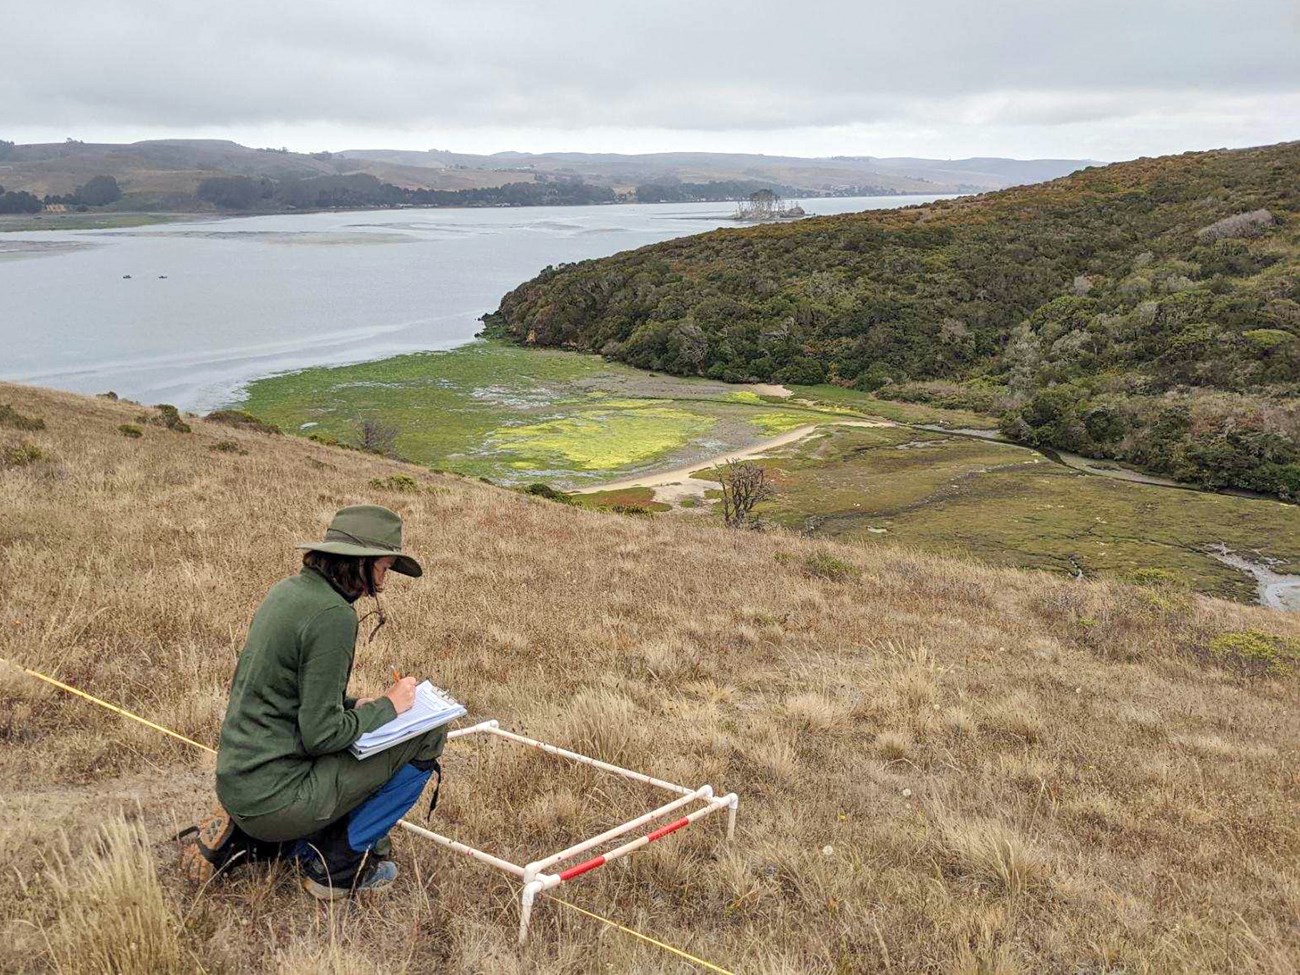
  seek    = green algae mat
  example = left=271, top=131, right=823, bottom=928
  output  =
left=236, top=341, right=823, bottom=486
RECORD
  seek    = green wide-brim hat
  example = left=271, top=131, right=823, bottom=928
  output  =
left=296, top=504, right=422, bottom=577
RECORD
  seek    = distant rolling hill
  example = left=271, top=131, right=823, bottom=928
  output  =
left=1, top=139, right=1094, bottom=214
left=0, top=139, right=537, bottom=209
left=339, top=147, right=1097, bottom=194
left=1, top=138, right=1097, bottom=217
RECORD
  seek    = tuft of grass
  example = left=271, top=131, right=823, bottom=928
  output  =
left=118, top=424, right=143, bottom=439
left=1208, top=630, right=1300, bottom=675
left=784, top=691, right=849, bottom=731
left=204, top=409, right=281, bottom=436
left=984, top=693, right=1044, bottom=743
left=44, top=816, right=187, bottom=975
left=0, top=403, right=46, bottom=431
left=943, top=706, right=978, bottom=737
left=137, top=404, right=190, bottom=434
left=934, top=816, right=1051, bottom=896
left=1, top=441, right=44, bottom=468
left=368, top=473, right=419, bottom=494
left=875, top=729, right=914, bottom=760
left=801, top=551, right=860, bottom=582
left=209, top=439, right=247, bottom=455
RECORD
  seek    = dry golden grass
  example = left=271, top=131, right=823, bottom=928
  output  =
left=2, top=383, right=1299, bottom=973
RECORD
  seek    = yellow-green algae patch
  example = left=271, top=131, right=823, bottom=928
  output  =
left=748, top=410, right=821, bottom=435
left=492, top=406, right=714, bottom=470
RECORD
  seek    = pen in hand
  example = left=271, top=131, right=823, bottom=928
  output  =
left=385, top=667, right=417, bottom=714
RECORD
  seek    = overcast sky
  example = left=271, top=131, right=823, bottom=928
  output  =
left=3, top=1, right=1297, bottom=160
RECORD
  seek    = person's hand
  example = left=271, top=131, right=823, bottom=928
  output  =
left=384, top=676, right=418, bottom=714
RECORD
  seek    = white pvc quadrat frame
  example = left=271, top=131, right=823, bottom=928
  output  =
left=396, top=719, right=740, bottom=943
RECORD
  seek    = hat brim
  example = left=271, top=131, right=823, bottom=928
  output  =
left=296, top=541, right=422, bottom=578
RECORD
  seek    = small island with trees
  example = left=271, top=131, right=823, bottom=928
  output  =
left=732, top=189, right=807, bottom=222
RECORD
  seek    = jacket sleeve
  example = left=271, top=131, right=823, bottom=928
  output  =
left=297, top=606, right=396, bottom=756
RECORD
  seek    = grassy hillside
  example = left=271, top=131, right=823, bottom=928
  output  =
left=485, top=142, right=1300, bottom=498
left=2, top=383, right=1298, bottom=973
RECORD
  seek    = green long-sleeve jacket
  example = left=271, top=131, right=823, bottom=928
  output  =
left=216, top=567, right=397, bottom=818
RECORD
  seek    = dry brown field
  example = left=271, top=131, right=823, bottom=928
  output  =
left=1, top=384, right=1297, bottom=973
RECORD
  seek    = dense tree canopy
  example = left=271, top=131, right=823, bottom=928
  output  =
left=75, top=174, right=122, bottom=206
left=0, top=186, right=42, bottom=213
left=485, top=143, right=1300, bottom=498
left=194, top=172, right=614, bottom=211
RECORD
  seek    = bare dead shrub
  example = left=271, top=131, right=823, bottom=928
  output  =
left=719, top=459, right=774, bottom=527
left=353, top=417, right=400, bottom=456
left=1196, top=208, right=1274, bottom=241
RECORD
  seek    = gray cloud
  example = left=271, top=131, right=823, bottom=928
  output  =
left=2, top=0, right=1296, bottom=155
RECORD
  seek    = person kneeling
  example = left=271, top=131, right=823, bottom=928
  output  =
left=181, top=505, right=441, bottom=899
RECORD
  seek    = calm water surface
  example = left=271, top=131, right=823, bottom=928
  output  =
left=0, top=196, right=952, bottom=410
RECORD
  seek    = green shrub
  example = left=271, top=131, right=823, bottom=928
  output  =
left=1242, top=328, right=1293, bottom=351
left=209, top=440, right=247, bottom=455
left=369, top=474, right=419, bottom=493
left=204, top=409, right=281, bottom=435
left=1124, top=567, right=1187, bottom=589
left=1, top=442, right=44, bottom=468
left=118, top=424, right=143, bottom=439
left=138, top=404, right=191, bottom=433
left=802, top=552, right=860, bottom=582
left=1208, top=630, right=1300, bottom=675
left=524, top=482, right=575, bottom=504
left=0, top=404, right=45, bottom=432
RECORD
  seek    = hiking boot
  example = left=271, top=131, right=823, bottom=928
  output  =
left=302, top=859, right=398, bottom=901
left=177, top=804, right=236, bottom=885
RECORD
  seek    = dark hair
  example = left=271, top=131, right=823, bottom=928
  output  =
left=302, top=550, right=377, bottom=599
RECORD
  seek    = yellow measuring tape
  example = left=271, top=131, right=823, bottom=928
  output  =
left=544, top=893, right=735, bottom=974
left=0, top=657, right=737, bottom=975
left=2, top=660, right=219, bottom=754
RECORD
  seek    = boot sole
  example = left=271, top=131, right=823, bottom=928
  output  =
left=178, top=807, right=234, bottom=885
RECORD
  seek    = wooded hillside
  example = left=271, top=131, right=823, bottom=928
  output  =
left=486, top=143, right=1300, bottom=497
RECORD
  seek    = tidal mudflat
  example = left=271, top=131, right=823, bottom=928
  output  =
left=237, top=341, right=825, bottom=485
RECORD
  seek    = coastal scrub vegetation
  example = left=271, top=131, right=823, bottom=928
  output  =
left=2, top=383, right=1297, bottom=972
left=485, top=142, right=1300, bottom=498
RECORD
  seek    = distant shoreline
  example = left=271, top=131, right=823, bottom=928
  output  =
left=0, top=192, right=956, bottom=234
